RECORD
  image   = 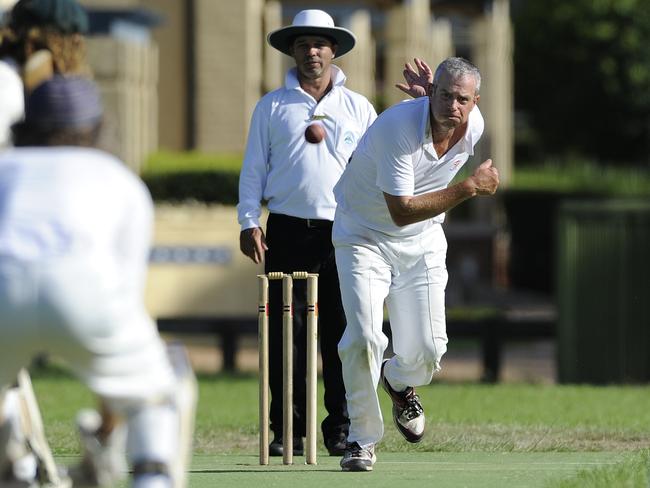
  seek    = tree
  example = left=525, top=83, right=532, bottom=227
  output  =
left=513, top=0, right=650, bottom=164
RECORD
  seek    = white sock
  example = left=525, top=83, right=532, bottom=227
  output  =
left=127, top=403, right=178, bottom=474
left=132, top=472, right=173, bottom=488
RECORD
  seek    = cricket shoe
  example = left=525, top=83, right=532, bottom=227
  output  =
left=0, top=443, right=39, bottom=488
left=1, top=382, right=72, bottom=488
left=0, top=388, right=38, bottom=487
left=0, top=416, right=70, bottom=488
left=68, top=409, right=127, bottom=487
left=340, top=442, right=376, bottom=472
left=269, top=436, right=304, bottom=457
left=380, top=360, right=425, bottom=443
left=324, top=431, right=348, bottom=456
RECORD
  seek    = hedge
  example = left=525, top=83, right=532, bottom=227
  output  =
left=141, top=151, right=242, bottom=204
left=141, top=152, right=650, bottom=204
left=510, top=161, right=650, bottom=196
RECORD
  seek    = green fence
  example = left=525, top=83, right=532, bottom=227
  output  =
left=557, top=200, right=650, bottom=384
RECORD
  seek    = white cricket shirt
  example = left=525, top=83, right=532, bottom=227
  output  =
left=0, top=147, right=153, bottom=291
left=334, top=96, right=484, bottom=237
left=237, top=65, right=377, bottom=230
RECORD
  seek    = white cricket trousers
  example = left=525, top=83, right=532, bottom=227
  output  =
left=0, top=255, right=183, bottom=485
left=0, top=256, right=175, bottom=402
left=333, top=211, right=449, bottom=447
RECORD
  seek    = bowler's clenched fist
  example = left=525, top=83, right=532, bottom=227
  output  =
left=470, top=159, right=499, bottom=196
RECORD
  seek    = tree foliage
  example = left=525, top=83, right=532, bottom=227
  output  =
left=513, top=0, right=650, bottom=164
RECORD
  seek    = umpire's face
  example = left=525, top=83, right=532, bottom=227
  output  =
left=290, top=35, right=337, bottom=81
left=430, top=70, right=479, bottom=131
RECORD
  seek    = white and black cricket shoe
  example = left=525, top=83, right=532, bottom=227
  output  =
left=380, top=360, right=425, bottom=443
left=340, top=442, right=376, bottom=472
left=68, top=409, right=127, bottom=487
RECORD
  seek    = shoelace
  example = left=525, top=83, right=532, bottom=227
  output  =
left=401, top=391, right=424, bottom=421
left=346, top=442, right=366, bottom=457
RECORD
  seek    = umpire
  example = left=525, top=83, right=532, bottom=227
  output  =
left=238, top=9, right=377, bottom=456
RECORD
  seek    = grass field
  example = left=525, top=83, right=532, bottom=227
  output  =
left=30, top=367, right=650, bottom=487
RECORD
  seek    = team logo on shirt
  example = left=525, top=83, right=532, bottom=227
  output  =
left=450, top=158, right=463, bottom=171
left=343, top=131, right=356, bottom=145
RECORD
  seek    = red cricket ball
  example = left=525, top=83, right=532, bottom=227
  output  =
left=305, top=123, right=326, bottom=144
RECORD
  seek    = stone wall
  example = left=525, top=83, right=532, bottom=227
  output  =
left=471, top=0, right=513, bottom=187
left=335, top=9, right=376, bottom=102
left=86, top=36, right=158, bottom=173
left=78, top=0, right=512, bottom=176
left=142, top=0, right=188, bottom=151
left=193, top=0, right=264, bottom=152
left=146, top=205, right=263, bottom=319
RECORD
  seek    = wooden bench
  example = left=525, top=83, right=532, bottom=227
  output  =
left=443, top=305, right=556, bottom=382
left=157, top=317, right=257, bottom=373
left=157, top=303, right=556, bottom=381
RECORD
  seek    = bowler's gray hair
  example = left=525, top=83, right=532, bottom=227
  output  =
left=433, top=57, right=481, bottom=94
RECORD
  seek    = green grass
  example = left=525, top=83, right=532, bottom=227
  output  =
left=49, top=452, right=631, bottom=488
left=546, top=450, right=650, bottom=488
left=28, top=368, right=650, bottom=487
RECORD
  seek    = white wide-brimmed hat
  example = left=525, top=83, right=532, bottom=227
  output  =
left=267, top=9, right=356, bottom=58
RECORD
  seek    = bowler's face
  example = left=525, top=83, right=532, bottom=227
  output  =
left=290, top=35, right=337, bottom=80
left=430, top=71, right=479, bottom=130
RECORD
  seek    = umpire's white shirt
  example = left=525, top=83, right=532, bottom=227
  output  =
left=334, top=96, right=484, bottom=236
left=237, top=65, right=377, bottom=230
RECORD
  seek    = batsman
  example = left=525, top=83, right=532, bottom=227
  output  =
left=0, top=76, right=196, bottom=488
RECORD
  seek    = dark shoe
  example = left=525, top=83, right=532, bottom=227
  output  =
left=269, top=436, right=304, bottom=456
left=340, top=442, right=376, bottom=472
left=325, top=432, right=348, bottom=456
left=380, top=360, right=425, bottom=443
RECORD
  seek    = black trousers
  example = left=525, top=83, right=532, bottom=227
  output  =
left=265, top=213, right=349, bottom=441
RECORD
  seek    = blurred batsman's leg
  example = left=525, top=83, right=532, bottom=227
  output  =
left=70, top=344, right=197, bottom=488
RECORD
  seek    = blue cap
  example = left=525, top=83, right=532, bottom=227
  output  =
left=24, top=75, right=102, bottom=130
